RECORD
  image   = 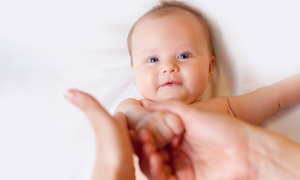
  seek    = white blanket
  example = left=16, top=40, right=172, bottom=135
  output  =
left=1, top=0, right=299, bottom=179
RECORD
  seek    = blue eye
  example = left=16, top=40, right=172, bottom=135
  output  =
left=178, top=53, right=190, bottom=59
left=147, top=57, right=159, bottom=63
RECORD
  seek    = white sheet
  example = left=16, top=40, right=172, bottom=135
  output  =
left=1, top=0, right=300, bottom=179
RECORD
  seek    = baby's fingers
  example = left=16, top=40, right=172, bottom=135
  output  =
left=163, top=112, right=184, bottom=138
left=152, top=112, right=184, bottom=149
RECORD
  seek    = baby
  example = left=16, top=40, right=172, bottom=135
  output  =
left=116, top=1, right=300, bottom=149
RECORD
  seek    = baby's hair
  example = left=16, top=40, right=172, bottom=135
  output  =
left=127, top=0, right=215, bottom=62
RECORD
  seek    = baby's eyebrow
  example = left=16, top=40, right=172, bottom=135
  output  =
left=176, top=45, right=198, bottom=53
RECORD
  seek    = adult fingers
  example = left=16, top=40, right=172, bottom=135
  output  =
left=113, top=112, right=132, bottom=145
left=145, top=100, right=196, bottom=123
left=145, top=100, right=230, bottom=134
left=64, top=89, right=113, bottom=132
left=147, top=100, right=248, bottom=147
left=113, top=112, right=128, bottom=131
left=65, top=90, right=136, bottom=180
left=113, top=112, right=135, bottom=162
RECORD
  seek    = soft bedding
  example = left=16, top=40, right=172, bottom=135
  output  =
left=0, top=0, right=299, bottom=179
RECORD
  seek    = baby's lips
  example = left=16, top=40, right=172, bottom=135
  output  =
left=160, top=80, right=182, bottom=87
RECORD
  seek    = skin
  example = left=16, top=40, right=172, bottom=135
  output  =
left=117, top=9, right=300, bottom=150
left=66, top=90, right=300, bottom=180
left=65, top=90, right=135, bottom=180
left=64, top=4, right=300, bottom=180
left=117, top=10, right=214, bottom=148
left=141, top=100, right=300, bottom=180
left=131, top=10, right=215, bottom=104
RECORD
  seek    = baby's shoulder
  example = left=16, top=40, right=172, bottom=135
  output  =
left=120, top=98, right=142, bottom=106
left=115, top=98, right=142, bottom=113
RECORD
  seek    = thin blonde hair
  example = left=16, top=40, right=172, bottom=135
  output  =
left=127, top=0, right=215, bottom=63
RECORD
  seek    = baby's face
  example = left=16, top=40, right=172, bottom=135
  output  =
left=131, top=11, right=214, bottom=103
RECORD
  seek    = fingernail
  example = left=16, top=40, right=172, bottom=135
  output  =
left=64, top=90, right=78, bottom=103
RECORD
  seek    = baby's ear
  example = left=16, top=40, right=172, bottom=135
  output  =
left=208, top=56, right=215, bottom=80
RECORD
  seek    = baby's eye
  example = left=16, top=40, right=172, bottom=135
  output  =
left=147, top=57, right=159, bottom=63
left=178, top=53, right=190, bottom=59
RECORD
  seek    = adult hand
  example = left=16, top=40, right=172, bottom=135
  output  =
left=65, top=90, right=135, bottom=180
left=141, top=100, right=300, bottom=180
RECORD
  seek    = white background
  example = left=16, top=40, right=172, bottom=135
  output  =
left=0, top=0, right=300, bottom=179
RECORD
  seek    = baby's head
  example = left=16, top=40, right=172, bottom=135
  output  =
left=128, top=0, right=215, bottom=103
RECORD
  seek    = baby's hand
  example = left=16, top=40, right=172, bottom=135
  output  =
left=135, top=110, right=184, bottom=149
left=117, top=98, right=184, bottom=149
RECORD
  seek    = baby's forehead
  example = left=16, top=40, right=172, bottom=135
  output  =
left=135, top=9, right=206, bottom=36
left=128, top=6, right=214, bottom=57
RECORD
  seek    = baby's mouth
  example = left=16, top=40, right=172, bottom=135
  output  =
left=160, top=81, right=182, bottom=87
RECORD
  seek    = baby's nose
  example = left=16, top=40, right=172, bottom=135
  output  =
left=162, top=61, right=179, bottom=73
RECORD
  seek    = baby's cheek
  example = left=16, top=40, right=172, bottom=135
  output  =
left=136, top=78, right=157, bottom=100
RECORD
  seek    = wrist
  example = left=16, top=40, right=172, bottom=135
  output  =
left=249, top=127, right=300, bottom=179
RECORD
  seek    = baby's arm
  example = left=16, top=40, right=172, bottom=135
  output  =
left=115, top=98, right=184, bottom=149
left=228, top=73, right=300, bottom=124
